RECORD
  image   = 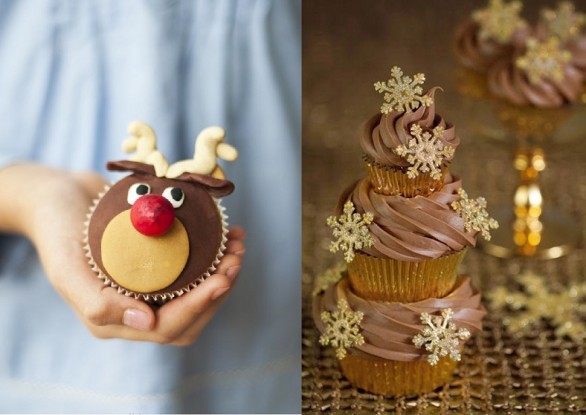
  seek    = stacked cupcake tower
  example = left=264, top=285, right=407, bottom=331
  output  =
left=313, top=67, right=498, bottom=396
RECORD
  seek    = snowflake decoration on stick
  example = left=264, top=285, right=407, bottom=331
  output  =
left=541, top=2, right=586, bottom=42
left=473, top=0, right=527, bottom=44
left=394, top=123, right=455, bottom=180
left=451, top=188, right=499, bottom=240
left=412, top=308, right=471, bottom=366
left=326, top=201, right=374, bottom=263
left=516, top=37, right=572, bottom=84
left=374, top=66, right=433, bottom=114
left=312, top=262, right=346, bottom=297
left=487, top=271, right=586, bottom=341
left=320, top=299, right=365, bottom=360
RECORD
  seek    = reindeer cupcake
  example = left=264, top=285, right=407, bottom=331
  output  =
left=84, top=121, right=238, bottom=303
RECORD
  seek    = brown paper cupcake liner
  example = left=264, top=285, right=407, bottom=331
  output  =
left=83, top=184, right=229, bottom=304
left=363, top=155, right=448, bottom=197
left=340, top=352, right=458, bottom=397
left=347, top=249, right=467, bottom=302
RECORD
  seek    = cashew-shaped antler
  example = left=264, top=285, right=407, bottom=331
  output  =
left=122, top=121, right=169, bottom=177
left=166, top=126, right=238, bottom=179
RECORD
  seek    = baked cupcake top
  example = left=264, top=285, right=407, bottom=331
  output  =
left=362, top=67, right=459, bottom=175
left=333, top=174, right=498, bottom=262
left=85, top=122, right=238, bottom=302
left=454, top=0, right=529, bottom=74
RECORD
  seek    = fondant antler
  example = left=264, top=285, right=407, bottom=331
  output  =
left=166, top=126, right=238, bottom=179
left=122, top=121, right=169, bottom=177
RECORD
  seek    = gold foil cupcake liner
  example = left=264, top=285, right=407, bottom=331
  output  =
left=340, top=353, right=458, bottom=397
left=363, top=156, right=447, bottom=197
left=83, top=184, right=229, bottom=304
left=347, top=249, right=467, bottom=302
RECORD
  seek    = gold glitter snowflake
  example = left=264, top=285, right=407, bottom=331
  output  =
left=516, top=37, right=572, bottom=84
left=320, top=299, right=365, bottom=360
left=451, top=188, right=499, bottom=240
left=412, top=308, right=471, bottom=366
left=326, top=201, right=375, bottom=263
left=394, top=124, right=455, bottom=180
left=374, top=66, right=433, bottom=114
left=488, top=271, right=586, bottom=341
left=472, top=0, right=527, bottom=44
left=541, top=2, right=586, bottom=42
left=312, top=262, right=346, bottom=297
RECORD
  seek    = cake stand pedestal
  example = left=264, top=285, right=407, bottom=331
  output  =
left=479, top=140, right=581, bottom=259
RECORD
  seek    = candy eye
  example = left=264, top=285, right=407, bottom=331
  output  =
left=127, top=183, right=151, bottom=205
left=162, top=187, right=185, bottom=208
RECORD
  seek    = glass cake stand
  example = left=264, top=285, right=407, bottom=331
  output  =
left=478, top=101, right=584, bottom=259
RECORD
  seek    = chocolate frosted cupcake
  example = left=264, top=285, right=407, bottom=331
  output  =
left=316, top=66, right=497, bottom=396
left=84, top=121, right=238, bottom=303
left=454, top=0, right=529, bottom=74
left=364, top=69, right=458, bottom=197
left=338, top=174, right=478, bottom=302
left=314, top=274, right=486, bottom=396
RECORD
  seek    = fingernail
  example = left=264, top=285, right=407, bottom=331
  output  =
left=123, top=309, right=151, bottom=331
left=211, top=287, right=230, bottom=301
left=226, top=265, right=241, bottom=280
left=234, top=248, right=246, bottom=255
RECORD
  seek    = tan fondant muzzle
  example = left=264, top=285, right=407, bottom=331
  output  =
left=100, top=210, right=189, bottom=293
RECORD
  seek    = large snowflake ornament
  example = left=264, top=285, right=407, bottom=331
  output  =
left=412, top=308, right=471, bottom=366
left=541, top=2, right=585, bottom=42
left=488, top=271, right=586, bottom=341
left=312, top=262, right=346, bottom=297
left=451, top=188, right=499, bottom=240
left=394, top=123, right=455, bottom=180
left=320, top=299, right=365, bottom=360
left=326, top=201, right=375, bottom=263
left=473, top=0, right=527, bottom=44
left=516, top=37, right=572, bottom=84
left=374, top=66, right=433, bottom=114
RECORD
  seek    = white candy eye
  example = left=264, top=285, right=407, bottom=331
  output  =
left=162, top=187, right=185, bottom=208
left=127, top=183, right=151, bottom=205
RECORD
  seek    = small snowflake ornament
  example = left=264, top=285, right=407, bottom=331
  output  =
left=541, top=2, right=585, bottom=42
left=374, top=66, right=433, bottom=114
left=516, top=37, right=572, bottom=84
left=412, top=308, right=471, bottom=366
left=326, top=201, right=375, bottom=263
left=487, top=271, right=586, bottom=341
left=451, top=188, right=499, bottom=240
left=473, top=0, right=527, bottom=44
left=394, top=123, right=455, bottom=180
left=312, top=262, right=346, bottom=297
left=320, top=299, right=365, bottom=360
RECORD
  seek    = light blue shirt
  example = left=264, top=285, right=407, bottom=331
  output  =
left=0, top=0, right=301, bottom=412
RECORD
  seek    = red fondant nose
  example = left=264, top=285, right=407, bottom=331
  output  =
left=130, top=194, right=175, bottom=236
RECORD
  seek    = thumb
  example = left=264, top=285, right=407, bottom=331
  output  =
left=77, top=287, right=157, bottom=331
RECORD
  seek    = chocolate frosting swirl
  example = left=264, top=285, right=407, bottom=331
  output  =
left=336, top=174, right=477, bottom=261
left=313, top=275, right=486, bottom=362
left=454, top=20, right=527, bottom=74
left=487, top=51, right=584, bottom=108
left=360, top=88, right=460, bottom=168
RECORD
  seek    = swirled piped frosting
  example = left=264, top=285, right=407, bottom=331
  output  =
left=313, top=275, right=486, bottom=362
left=487, top=47, right=584, bottom=108
left=336, top=174, right=477, bottom=262
left=360, top=88, right=460, bottom=168
left=454, top=20, right=528, bottom=74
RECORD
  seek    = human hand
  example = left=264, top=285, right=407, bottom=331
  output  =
left=0, top=164, right=245, bottom=345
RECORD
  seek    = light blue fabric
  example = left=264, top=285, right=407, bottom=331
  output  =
left=0, top=0, right=301, bottom=413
